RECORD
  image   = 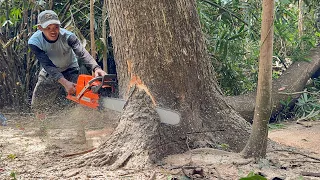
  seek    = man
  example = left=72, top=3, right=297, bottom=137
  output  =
left=28, top=10, right=107, bottom=137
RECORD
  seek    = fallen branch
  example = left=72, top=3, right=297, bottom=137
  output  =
left=291, top=160, right=320, bottom=163
left=272, top=149, right=320, bottom=161
left=277, top=91, right=319, bottom=95
left=232, top=159, right=253, bottom=166
left=301, top=171, right=320, bottom=177
left=62, top=148, right=96, bottom=158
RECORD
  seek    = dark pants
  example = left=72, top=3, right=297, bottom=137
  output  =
left=31, top=68, right=79, bottom=114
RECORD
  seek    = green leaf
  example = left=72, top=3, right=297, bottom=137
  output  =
left=7, top=154, right=16, bottom=160
left=10, top=171, right=17, bottom=180
left=240, top=174, right=267, bottom=180
left=268, top=123, right=285, bottom=130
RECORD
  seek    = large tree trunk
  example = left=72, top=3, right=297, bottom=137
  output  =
left=78, top=0, right=251, bottom=169
left=225, top=47, right=320, bottom=122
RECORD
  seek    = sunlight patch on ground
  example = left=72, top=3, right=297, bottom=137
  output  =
left=0, top=128, right=46, bottom=155
left=268, top=121, right=320, bottom=154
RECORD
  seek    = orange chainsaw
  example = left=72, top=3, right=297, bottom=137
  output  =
left=66, top=74, right=180, bottom=125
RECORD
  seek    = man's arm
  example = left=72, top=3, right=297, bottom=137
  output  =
left=29, top=44, right=76, bottom=94
left=67, top=35, right=101, bottom=72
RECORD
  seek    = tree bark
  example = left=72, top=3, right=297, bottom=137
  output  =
left=242, top=0, right=274, bottom=159
left=225, top=47, right=320, bottom=122
left=77, top=0, right=251, bottom=169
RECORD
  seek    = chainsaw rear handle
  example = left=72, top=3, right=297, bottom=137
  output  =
left=91, top=75, right=117, bottom=93
left=76, top=74, right=117, bottom=100
left=87, top=74, right=117, bottom=87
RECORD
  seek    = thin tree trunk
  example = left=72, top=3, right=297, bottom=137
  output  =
left=90, top=0, right=96, bottom=60
left=242, top=0, right=274, bottom=159
left=22, top=3, right=31, bottom=106
left=48, top=0, right=55, bottom=10
left=102, top=0, right=108, bottom=72
left=5, top=0, right=10, bottom=38
left=298, top=0, right=303, bottom=38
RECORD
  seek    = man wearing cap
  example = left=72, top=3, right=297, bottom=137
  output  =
left=28, top=10, right=107, bottom=136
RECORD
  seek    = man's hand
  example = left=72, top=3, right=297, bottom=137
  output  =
left=94, top=68, right=107, bottom=77
left=58, top=77, right=76, bottom=95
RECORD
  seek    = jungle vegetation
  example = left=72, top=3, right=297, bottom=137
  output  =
left=0, top=0, right=319, bottom=122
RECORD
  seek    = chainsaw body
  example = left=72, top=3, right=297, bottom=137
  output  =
left=66, top=74, right=117, bottom=109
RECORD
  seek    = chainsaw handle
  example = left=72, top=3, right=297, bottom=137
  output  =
left=76, top=74, right=117, bottom=99
left=88, top=74, right=117, bottom=85
left=91, top=75, right=106, bottom=93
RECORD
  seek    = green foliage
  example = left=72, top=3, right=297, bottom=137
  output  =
left=9, top=8, right=22, bottom=23
left=239, top=171, right=267, bottom=180
left=294, top=92, right=320, bottom=120
left=294, top=77, right=320, bottom=121
left=197, top=0, right=319, bottom=96
left=273, top=1, right=317, bottom=62
left=167, top=175, right=190, bottom=180
left=10, top=171, right=17, bottom=180
left=275, top=77, right=320, bottom=122
left=197, top=0, right=261, bottom=95
left=268, top=123, right=285, bottom=130
left=0, top=2, right=23, bottom=26
left=218, top=143, right=230, bottom=150
left=7, top=154, right=16, bottom=160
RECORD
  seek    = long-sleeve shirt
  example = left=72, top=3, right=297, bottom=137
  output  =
left=28, top=28, right=100, bottom=81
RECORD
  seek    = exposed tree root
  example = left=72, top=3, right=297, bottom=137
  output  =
left=62, top=148, right=96, bottom=158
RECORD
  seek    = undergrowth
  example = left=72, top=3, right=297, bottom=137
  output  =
left=274, top=77, right=320, bottom=123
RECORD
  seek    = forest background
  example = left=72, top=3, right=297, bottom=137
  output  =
left=0, top=0, right=320, bottom=179
left=0, top=0, right=320, bottom=123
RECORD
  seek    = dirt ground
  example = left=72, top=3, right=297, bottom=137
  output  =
left=0, top=106, right=319, bottom=180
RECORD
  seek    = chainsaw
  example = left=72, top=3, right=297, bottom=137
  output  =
left=66, top=74, right=180, bottom=125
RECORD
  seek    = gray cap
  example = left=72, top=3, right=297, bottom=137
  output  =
left=37, top=10, right=61, bottom=28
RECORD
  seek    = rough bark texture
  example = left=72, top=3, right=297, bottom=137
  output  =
left=225, top=47, right=320, bottom=122
left=79, top=0, right=251, bottom=169
left=242, top=0, right=274, bottom=158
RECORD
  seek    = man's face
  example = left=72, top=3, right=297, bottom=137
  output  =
left=39, top=24, right=60, bottom=41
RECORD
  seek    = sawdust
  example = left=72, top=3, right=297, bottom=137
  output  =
left=0, top=107, right=319, bottom=179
